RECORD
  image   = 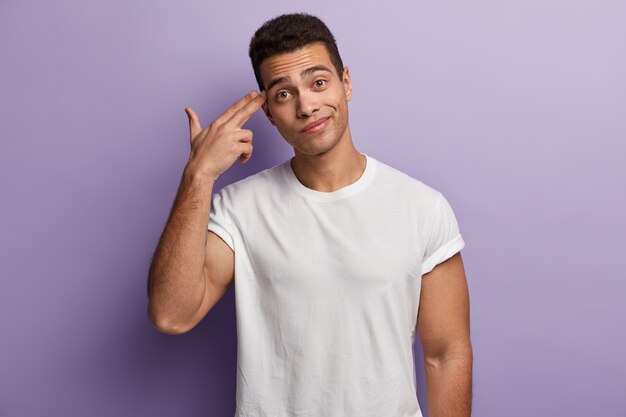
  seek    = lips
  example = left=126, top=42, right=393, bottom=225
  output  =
left=300, top=117, right=330, bottom=133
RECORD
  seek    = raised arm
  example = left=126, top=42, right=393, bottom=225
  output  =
left=417, top=252, right=473, bottom=417
left=147, top=90, right=266, bottom=334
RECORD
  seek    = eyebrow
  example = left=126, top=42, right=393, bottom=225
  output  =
left=265, top=65, right=334, bottom=92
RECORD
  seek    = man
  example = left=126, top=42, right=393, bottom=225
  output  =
left=147, top=13, right=472, bottom=417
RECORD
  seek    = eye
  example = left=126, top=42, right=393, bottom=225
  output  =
left=276, top=90, right=291, bottom=101
left=314, top=79, right=327, bottom=88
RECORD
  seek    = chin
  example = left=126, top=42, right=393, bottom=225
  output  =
left=297, top=137, right=341, bottom=156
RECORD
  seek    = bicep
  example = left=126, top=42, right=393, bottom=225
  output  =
left=417, top=252, right=471, bottom=360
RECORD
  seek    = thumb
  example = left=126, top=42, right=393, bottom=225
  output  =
left=185, top=107, right=202, bottom=142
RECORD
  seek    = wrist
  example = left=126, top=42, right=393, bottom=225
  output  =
left=183, top=163, right=219, bottom=185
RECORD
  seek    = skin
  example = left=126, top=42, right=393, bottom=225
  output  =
left=148, top=41, right=472, bottom=417
left=259, top=42, right=366, bottom=192
left=419, top=253, right=473, bottom=417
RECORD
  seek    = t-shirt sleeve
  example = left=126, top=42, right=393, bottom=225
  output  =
left=207, top=190, right=235, bottom=251
left=421, top=192, right=465, bottom=275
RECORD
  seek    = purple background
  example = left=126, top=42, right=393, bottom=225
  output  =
left=1, top=1, right=625, bottom=416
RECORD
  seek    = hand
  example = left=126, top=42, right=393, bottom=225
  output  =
left=184, top=90, right=266, bottom=181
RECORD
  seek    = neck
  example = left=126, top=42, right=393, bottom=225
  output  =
left=290, top=127, right=366, bottom=192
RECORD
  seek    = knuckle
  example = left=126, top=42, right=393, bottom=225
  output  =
left=214, top=123, right=226, bottom=135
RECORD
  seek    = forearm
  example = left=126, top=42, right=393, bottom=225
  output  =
left=424, top=346, right=473, bottom=417
left=147, top=167, right=214, bottom=331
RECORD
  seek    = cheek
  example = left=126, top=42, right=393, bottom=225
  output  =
left=270, top=106, right=293, bottom=125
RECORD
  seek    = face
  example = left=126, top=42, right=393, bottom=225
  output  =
left=259, top=42, right=352, bottom=157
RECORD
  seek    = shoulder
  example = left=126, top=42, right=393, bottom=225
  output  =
left=215, top=160, right=287, bottom=203
left=372, top=156, right=442, bottom=207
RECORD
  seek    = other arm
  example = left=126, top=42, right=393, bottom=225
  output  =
left=417, top=252, right=473, bottom=417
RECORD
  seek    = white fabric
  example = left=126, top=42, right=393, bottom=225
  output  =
left=207, top=153, right=465, bottom=417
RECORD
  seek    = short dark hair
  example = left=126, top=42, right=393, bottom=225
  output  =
left=249, top=13, right=344, bottom=91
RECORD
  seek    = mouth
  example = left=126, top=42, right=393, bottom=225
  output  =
left=300, top=117, right=330, bottom=133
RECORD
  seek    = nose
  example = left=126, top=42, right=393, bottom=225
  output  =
left=296, top=90, right=320, bottom=118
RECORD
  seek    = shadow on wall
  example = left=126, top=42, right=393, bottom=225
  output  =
left=99, top=285, right=239, bottom=416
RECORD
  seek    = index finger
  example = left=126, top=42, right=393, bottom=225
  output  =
left=214, top=91, right=261, bottom=126
left=225, top=91, right=266, bottom=129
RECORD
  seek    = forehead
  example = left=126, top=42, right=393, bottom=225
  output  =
left=259, top=43, right=337, bottom=87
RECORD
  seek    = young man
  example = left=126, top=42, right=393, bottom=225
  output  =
left=148, top=13, right=472, bottom=417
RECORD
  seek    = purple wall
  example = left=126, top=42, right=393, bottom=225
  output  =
left=1, top=1, right=624, bottom=416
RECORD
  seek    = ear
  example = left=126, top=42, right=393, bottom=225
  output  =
left=342, top=66, right=352, bottom=102
left=262, top=101, right=275, bottom=125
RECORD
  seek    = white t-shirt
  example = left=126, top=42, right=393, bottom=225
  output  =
left=207, top=153, right=465, bottom=417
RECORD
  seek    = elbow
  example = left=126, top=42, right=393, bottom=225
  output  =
left=147, top=303, right=194, bottom=335
left=424, top=341, right=473, bottom=370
